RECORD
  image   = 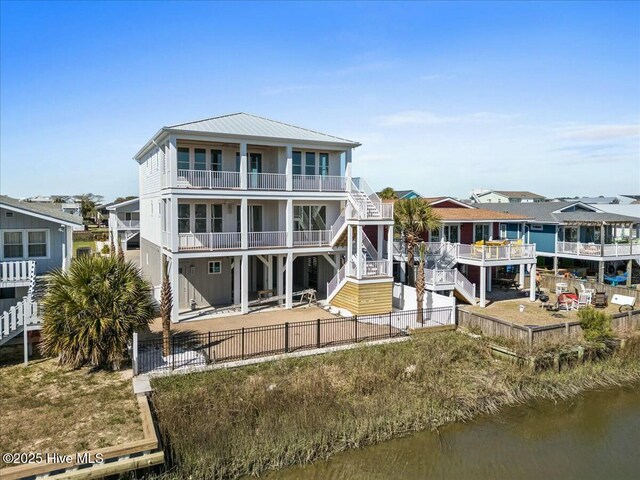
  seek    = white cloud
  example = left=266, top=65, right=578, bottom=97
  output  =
left=374, top=110, right=519, bottom=127
left=556, top=124, right=640, bottom=141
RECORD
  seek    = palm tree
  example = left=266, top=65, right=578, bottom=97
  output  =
left=394, top=198, right=440, bottom=286
left=416, top=242, right=426, bottom=323
left=379, top=187, right=398, bottom=200
left=160, top=258, right=173, bottom=357
left=40, top=256, right=157, bottom=369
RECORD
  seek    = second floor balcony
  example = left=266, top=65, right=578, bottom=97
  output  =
left=175, top=229, right=333, bottom=252
left=175, top=169, right=348, bottom=192
left=556, top=240, right=640, bottom=258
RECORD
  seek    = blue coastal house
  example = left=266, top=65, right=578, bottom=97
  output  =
left=482, top=201, right=640, bottom=285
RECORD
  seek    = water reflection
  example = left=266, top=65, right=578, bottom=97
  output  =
left=263, top=388, right=640, bottom=480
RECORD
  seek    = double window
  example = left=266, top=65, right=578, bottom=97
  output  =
left=208, top=260, right=222, bottom=275
left=2, top=230, right=48, bottom=259
left=178, top=204, right=224, bottom=233
left=474, top=224, right=491, bottom=242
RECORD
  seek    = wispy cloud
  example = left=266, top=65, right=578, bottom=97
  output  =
left=556, top=124, right=640, bottom=141
left=374, top=110, right=519, bottom=127
left=260, top=84, right=320, bottom=96
left=322, top=60, right=393, bottom=78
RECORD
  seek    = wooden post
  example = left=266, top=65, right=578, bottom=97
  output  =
left=528, top=328, right=533, bottom=346
left=284, top=322, right=289, bottom=353
left=208, top=332, right=212, bottom=363
left=316, top=319, right=321, bottom=348
left=241, top=327, right=245, bottom=360
left=354, top=316, right=358, bottom=342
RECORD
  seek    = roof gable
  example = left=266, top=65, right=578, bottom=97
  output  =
left=0, top=195, right=83, bottom=226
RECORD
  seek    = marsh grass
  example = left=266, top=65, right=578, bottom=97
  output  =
left=150, top=331, right=640, bottom=480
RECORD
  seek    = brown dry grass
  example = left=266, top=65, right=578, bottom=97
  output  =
left=0, top=359, right=143, bottom=467
left=469, top=290, right=620, bottom=326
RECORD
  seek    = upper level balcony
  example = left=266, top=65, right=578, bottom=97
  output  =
left=392, top=240, right=536, bottom=266
left=175, top=169, right=348, bottom=192
left=556, top=240, right=640, bottom=259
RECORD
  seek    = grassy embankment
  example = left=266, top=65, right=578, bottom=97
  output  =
left=150, top=331, right=640, bottom=480
left=0, top=359, right=143, bottom=468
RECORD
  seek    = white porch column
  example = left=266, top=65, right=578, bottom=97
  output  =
left=241, top=198, right=248, bottom=249
left=169, top=255, right=180, bottom=322
left=285, top=252, right=293, bottom=309
left=480, top=266, right=486, bottom=308
left=387, top=225, right=394, bottom=275
left=487, top=267, right=492, bottom=292
left=239, top=142, right=248, bottom=190
left=627, top=259, right=633, bottom=287
left=285, top=145, right=293, bottom=191
left=598, top=261, right=605, bottom=283
left=347, top=224, right=353, bottom=275
left=400, top=261, right=406, bottom=283
left=344, top=148, right=352, bottom=180
left=241, top=254, right=249, bottom=314
left=168, top=136, right=178, bottom=188
left=529, top=263, right=537, bottom=301
left=377, top=225, right=384, bottom=260
left=170, top=198, right=179, bottom=253
left=519, top=264, right=525, bottom=289
left=553, top=256, right=558, bottom=275
left=356, top=225, right=363, bottom=279
left=233, top=256, right=241, bottom=305
left=266, top=255, right=273, bottom=291
left=277, top=255, right=284, bottom=303
left=286, top=199, right=293, bottom=247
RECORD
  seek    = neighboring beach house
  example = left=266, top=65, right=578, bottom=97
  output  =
left=481, top=201, right=640, bottom=285
left=472, top=190, right=545, bottom=203
left=0, top=195, right=83, bottom=348
left=134, top=113, right=394, bottom=322
left=107, top=197, right=140, bottom=252
left=393, top=196, right=537, bottom=308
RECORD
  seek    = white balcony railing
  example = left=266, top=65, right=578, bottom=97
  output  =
left=557, top=241, right=639, bottom=257
left=116, top=219, right=140, bottom=229
left=293, top=230, right=331, bottom=246
left=0, top=261, right=35, bottom=287
left=456, top=243, right=536, bottom=262
left=293, top=175, right=347, bottom=192
left=248, top=173, right=287, bottom=190
left=361, top=259, right=390, bottom=277
left=248, top=231, right=287, bottom=248
left=425, top=268, right=456, bottom=287
left=178, top=232, right=242, bottom=251
left=177, top=169, right=241, bottom=189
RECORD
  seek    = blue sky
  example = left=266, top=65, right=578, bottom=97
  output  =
left=1, top=1, right=639, bottom=201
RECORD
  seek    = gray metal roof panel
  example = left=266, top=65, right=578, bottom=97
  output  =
left=480, top=202, right=640, bottom=224
left=0, top=195, right=84, bottom=225
left=167, top=113, right=360, bottom=146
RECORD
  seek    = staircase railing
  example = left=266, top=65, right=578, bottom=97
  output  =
left=329, top=211, right=346, bottom=245
left=326, top=263, right=347, bottom=301
left=454, top=270, right=476, bottom=303
left=0, top=297, right=40, bottom=344
left=361, top=231, right=379, bottom=259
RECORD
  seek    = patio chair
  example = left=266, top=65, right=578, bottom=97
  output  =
left=577, top=293, right=590, bottom=309
left=593, top=292, right=608, bottom=309
left=557, top=293, right=577, bottom=311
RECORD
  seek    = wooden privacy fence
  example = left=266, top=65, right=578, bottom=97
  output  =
left=457, top=309, right=640, bottom=346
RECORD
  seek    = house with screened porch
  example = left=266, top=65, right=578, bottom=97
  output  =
left=135, top=113, right=394, bottom=322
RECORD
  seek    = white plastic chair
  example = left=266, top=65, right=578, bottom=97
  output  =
left=577, top=293, right=590, bottom=309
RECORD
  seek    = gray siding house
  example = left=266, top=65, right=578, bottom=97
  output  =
left=0, top=195, right=83, bottom=312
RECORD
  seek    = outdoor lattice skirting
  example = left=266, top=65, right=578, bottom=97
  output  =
left=133, top=307, right=455, bottom=376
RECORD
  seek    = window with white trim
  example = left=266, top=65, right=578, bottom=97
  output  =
left=208, top=260, right=221, bottom=274
left=194, top=204, right=207, bottom=233
left=178, top=204, right=190, bottom=233
left=3, top=231, right=23, bottom=258
left=211, top=149, right=222, bottom=172
left=28, top=231, right=47, bottom=257
left=211, top=204, right=223, bottom=233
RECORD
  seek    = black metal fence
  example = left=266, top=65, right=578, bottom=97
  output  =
left=134, top=306, right=453, bottom=375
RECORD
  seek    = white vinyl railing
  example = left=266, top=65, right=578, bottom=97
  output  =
left=248, top=173, right=287, bottom=190
left=178, top=232, right=242, bottom=251
left=557, top=241, right=638, bottom=257
left=293, top=230, right=331, bottom=246
left=292, top=175, right=347, bottom=192
left=116, top=219, right=140, bottom=229
left=347, top=178, right=394, bottom=220
left=177, top=169, right=241, bottom=189
left=0, top=261, right=35, bottom=286
left=456, top=243, right=536, bottom=262
left=327, top=263, right=347, bottom=300
left=248, top=231, right=287, bottom=248
left=1, top=297, right=40, bottom=343
left=454, top=270, right=476, bottom=303
left=329, top=211, right=346, bottom=244
left=425, top=268, right=456, bottom=286
left=361, top=259, right=390, bottom=277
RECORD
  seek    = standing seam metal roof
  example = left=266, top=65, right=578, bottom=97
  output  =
left=167, top=112, right=360, bottom=145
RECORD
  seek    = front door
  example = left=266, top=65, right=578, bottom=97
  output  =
left=249, top=153, right=262, bottom=188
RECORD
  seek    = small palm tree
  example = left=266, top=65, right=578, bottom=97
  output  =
left=40, top=256, right=157, bottom=369
left=160, top=258, right=173, bottom=357
left=379, top=187, right=398, bottom=200
left=109, top=236, right=116, bottom=257
left=394, top=198, right=440, bottom=286
left=416, top=243, right=426, bottom=323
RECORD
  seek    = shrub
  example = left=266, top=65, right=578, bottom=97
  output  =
left=40, top=256, right=157, bottom=369
left=101, top=244, right=110, bottom=254
left=578, top=308, right=613, bottom=343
